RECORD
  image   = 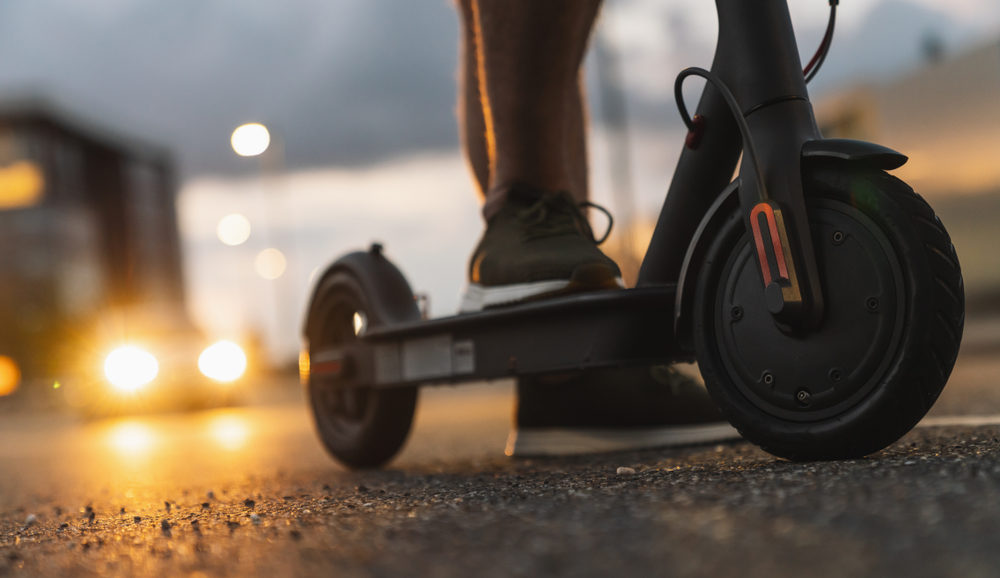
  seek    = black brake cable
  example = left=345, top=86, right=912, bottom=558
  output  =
left=675, top=67, right=769, bottom=201
left=804, top=0, right=839, bottom=83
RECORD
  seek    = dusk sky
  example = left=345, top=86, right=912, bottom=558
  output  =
left=1, top=0, right=997, bottom=361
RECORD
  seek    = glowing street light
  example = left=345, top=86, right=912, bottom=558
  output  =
left=231, top=123, right=271, bottom=157
left=217, top=213, right=252, bottom=246
left=254, top=248, right=287, bottom=280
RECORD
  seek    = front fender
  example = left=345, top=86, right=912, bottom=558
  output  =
left=802, top=138, right=907, bottom=170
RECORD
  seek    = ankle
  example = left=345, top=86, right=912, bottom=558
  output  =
left=482, top=183, right=548, bottom=221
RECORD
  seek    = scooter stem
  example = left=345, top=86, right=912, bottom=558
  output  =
left=639, top=0, right=825, bottom=329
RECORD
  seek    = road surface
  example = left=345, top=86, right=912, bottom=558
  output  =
left=2, top=350, right=1000, bottom=577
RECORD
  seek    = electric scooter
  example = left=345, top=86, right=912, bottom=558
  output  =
left=301, top=0, right=965, bottom=468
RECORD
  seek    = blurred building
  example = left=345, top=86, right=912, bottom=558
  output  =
left=0, top=99, right=188, bottom=378
left=815, top=39, right=1000, bottom=311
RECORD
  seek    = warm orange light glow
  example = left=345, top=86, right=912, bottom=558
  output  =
left=231, top=123, right=271, bottom=157
left=216, top=213, right=252, bottom=246
left=298, top=350, right=310, bottom=385
left=0, top=356, right=21, bottom=397
left=198, top=341, right=247, bottom=383
left=104, top=346, right=159, bottom=392
left=209, top=413, right=250, bottom=451
left=254, top=248, right=286, bottom=280
left=0, top=160, right=45, bottom=209
left=107, top=421, right=157, bottom=455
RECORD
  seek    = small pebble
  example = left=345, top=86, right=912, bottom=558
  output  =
left=289, top=529, right=302, bottom=540
left=160, top=520, right=172, bottom=536
left=616, top=467, right=637, bottom=475
left=226, top=520, right=240, bottom=532
left=207, top=491, right=216, bottom=500
left=133, top=516, right=142, bottom=524
left=164, top=501, right=171, bottom=512
left=24, top=514, right=37, bottom=527
left=243, top=499, right=256, bottom=509
left=201, top=502, right=210, bottom=510
left=250, top=513, right=261, bottom=526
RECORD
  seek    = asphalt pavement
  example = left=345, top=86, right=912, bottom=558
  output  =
left=1, top=347, right=1000, bottom=577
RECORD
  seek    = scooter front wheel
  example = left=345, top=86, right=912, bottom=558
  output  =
left=694, top=163, right=964, bottom=460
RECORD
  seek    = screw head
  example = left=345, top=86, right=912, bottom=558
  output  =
left=866, top=297, right=880, bottom=312
left=796, top=389, right=811, bottom=404
left=828, top=368, right=843, bottom=382
left=730, top=306, right=744, bottom=321
left=832, top=231, right=845, bottom=245
left=762, top=371, right=774, bottom=386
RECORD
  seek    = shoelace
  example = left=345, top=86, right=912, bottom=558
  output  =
left=517, top=192, right=614, bottom=245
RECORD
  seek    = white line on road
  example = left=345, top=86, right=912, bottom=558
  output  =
left=919, top=415, right=1000, bottom=428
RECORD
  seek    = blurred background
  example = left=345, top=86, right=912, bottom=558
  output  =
left=0, top=0, right=997, bottom=410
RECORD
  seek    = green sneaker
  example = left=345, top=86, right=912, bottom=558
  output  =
left=460, top=185, right=623, bottom=312
left=507, top=365, right=739, bottom=457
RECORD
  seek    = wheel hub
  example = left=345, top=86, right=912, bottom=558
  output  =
left=715, top=199, right=905, bottom=422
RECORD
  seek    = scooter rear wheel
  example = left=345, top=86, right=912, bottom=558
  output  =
left=694, top=163, right=964, bottom=460
left=305, top=268, right=417, bottom=469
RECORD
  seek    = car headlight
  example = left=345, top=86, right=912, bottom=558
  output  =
left=198, top=341, right=247, bottom=383
left=104, top=346, right=159, bottom=392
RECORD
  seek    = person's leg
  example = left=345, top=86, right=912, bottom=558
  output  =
left=456, top=0, right=590, bottom=205
left=458, top=0, right=619, bottom=311
left=565, top=80, right=590, bottom=206
left=456, top=0, right=489, bottom=197
left=471, top=0, right=598, bottom=216
left=452, top=0, right=736, bottom=455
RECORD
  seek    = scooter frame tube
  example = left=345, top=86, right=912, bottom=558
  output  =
left=638, top=0, right=825, bottom=327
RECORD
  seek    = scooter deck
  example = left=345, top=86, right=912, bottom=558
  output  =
left=310, top=285, right=686, bottom=389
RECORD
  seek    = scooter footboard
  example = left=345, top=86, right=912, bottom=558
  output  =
left=310, top=286, right=684, bottom=389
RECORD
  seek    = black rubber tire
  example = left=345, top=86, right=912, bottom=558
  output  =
left=694, top=162, right=964, bottom=460
left=306, top=271, right=417, bottom=469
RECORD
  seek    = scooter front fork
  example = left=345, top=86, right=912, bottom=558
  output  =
left=738, top=98, right=825, bottom=330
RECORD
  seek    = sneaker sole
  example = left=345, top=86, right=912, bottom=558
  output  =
left=460, top=275, right=625, bottom=312
left=505, top=423, right=741, bottom=457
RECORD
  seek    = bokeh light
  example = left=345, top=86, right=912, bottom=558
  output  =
left=107, top=421, right=157, bottom=455
left=198, top=340, right=248, bottom=383
left=230, top=123, right=271, bottom=157
left=254, top=248, right=287, bottom=280
left=0, top=161, right=45, bottom=209
left=0, top=356, right=21, bottom=397
left=216, top=213, right=252, bottom=246
left=209, top=413, right=250, bottom=451
left=104, top=346, right=159, bottom=392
